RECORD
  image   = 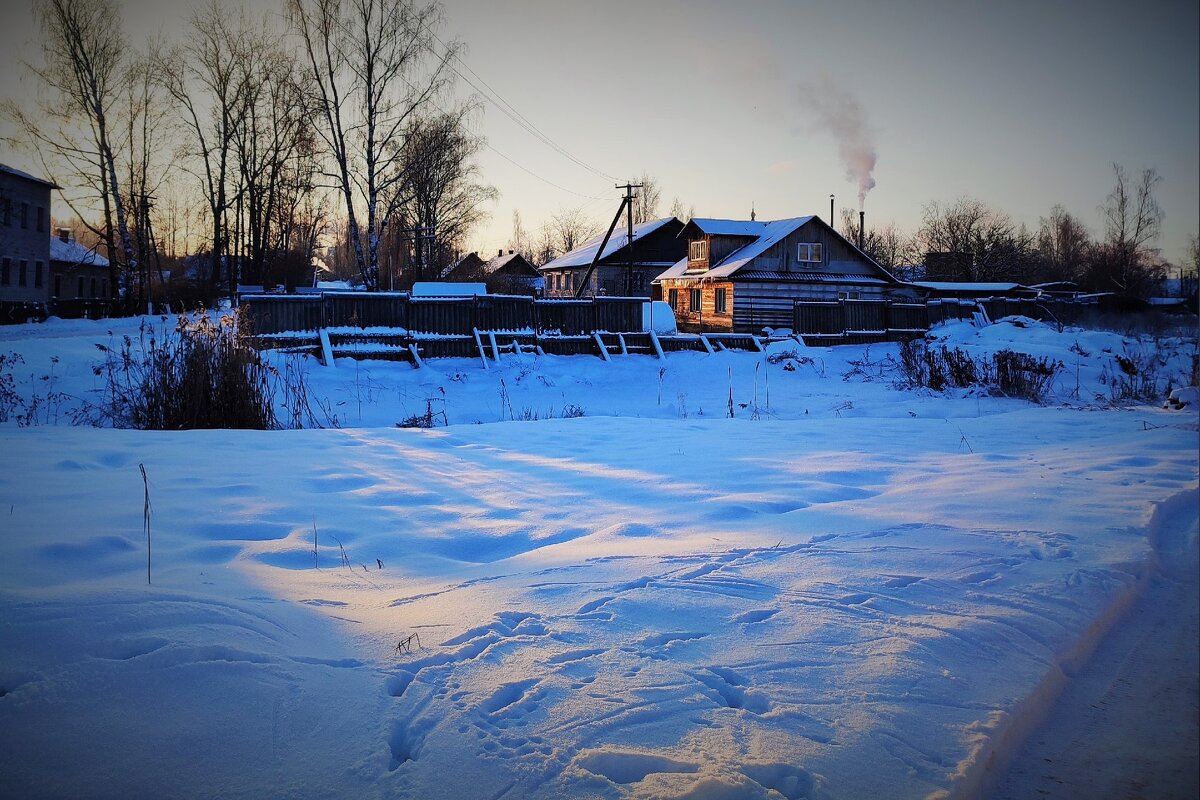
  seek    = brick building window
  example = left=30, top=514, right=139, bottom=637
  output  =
left=1, top=257, right=9, bottom=285
left=714, top=287, right=727, bottom=314
left=34, top=261, right=43, bottom=287
left=19, top=202, right=28, bottom=229
left=689, top=288, right=701, bottom=312
left=668, top=288, right=678, bottom=308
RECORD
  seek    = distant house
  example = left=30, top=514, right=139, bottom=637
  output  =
left=541, top=217, right=685, bottom=299
left=0, top=164, right=57, bottom=305
left=654, top=216, right=908, bottom=333
left=445, top=250, right=543, bottom=296
left=49, top=228, right=110, bottom=301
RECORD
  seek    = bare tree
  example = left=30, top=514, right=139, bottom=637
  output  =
left=549, top=206, right=599, bottom=255
left=1035, top=205, right=1092, bottom=284
left=159, top=1, right=257, bottom=297
left=632, top=171, right=661, bottom=224
left=1092, top=164, right=1164, bottom=295
left=288, top=0, right=460, bottom=290
left=914, top=197, right=1035, bottom=282
left=508, top=208, right=530, bottom=257
left=17, top=0, right=138, bottom=299
left=229, top=34, right=317, bottom=289
left=391, top=105, right=496, bottom=282
left=668, top=197, right=694, bottom=222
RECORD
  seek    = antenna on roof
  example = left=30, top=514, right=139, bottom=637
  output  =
left=750, top=203, right=756, bottom=222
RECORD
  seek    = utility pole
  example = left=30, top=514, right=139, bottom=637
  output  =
left=574, top=184, right=642, bottom=299
left=616, top=182, right=642, bottom=296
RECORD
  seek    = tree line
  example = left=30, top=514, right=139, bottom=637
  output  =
left=843, top=164, right=1197, bottom=297
left=7, top=0, right=495, bottom=305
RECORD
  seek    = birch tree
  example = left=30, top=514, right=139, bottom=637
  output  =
left=18, top=0, right=138, bottom=298
left=288, top=0, right=459, bottom=289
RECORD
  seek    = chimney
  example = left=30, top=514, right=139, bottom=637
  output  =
left=498, top=249, right=503, bottom=257
left=858, top=210, right=865, bottom=250
left=508, top=250, right=514, bottom=255
left=57, top=227, right=71, bottom=243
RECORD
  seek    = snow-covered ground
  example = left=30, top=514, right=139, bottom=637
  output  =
left=0, top=313, right=1196, bottom=799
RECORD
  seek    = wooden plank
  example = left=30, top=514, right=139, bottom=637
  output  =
left=408, top=343, right=424, bottom=368
left=472, top=328, right=489, bottom=369
left=487, top=330, right=500, bottom=360
left=617, top=333, right=628, bottom=356
left=318, top=329, right=336, bottom=368
left=700, top=334, right=715, bottom=354
left=648, top=329, right=666, bottom=360
left=593, top=332, right=611, bottom=362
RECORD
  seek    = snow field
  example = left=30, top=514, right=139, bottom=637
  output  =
left=0, top=313, right=1197, bottom=799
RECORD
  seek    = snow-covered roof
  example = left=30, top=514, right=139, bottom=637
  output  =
left=684, top=218, right=776, bottom=237
left=541, top=217, right=678, bottom=271
left=483, top=253, right=526, bottom=274
left=911, top=281, right=1032, bottom=292
left=0, top=163, right=59, bottom=188
left=49, top=236, right=109, bottom=268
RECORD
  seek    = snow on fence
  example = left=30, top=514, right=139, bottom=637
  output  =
left=795, top=298, right=983, bottom=343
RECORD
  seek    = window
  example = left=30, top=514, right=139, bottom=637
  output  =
left=689, top=239, right=708, bottom=262
left=714, top=287, right=727, bottom=314
left=34, top=261, right=43, bottom=288
left=1, top=257, right=9, bottom=285
left=36, top=206, right=45, bottom=232
left=19, top=202, right=28, bottom=229
left=2, top=199, right=10, bottom=226
left=54, top=274, right=62, bottom=296
left=19, top=260, right=28, bottom=286
left=837, top=290, right=860, bottom=300
left=797, top=242, right=823, bottom=263
left=90, top=278, right=97, bottom=297
left=689, top=288, right=701, bottom=312
left=100, top=279, right=107, bottom=297
left=78, top=277, right=84, bottom=296
left=668, top=288, right=678, bottom=308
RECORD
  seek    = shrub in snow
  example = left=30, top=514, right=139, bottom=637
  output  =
left=89, top=310, right=326, bottom=430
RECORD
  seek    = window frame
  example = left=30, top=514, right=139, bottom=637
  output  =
left=797, top=242, right=823, bottom=263
left=714, top=287, right=727, bottom=314
left=667, top=288, right=678, bottom=308
left=18, top=260, right=28, bottom=286
left=689, top=287, right=702, bottom=312
left=1, top=257, right=10, bottom=285
left=689, top=239, right=708, bottom=263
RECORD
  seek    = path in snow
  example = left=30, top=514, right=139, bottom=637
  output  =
left=989, top=491, right=1199, bottom=800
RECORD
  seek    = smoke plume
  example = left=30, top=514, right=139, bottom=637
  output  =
left=797, top=76, right=877, bottom=209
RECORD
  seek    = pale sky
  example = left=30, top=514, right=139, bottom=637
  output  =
left=2, top=0, right=1197, bottom=263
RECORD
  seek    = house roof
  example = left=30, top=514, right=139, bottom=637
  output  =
left=910, top=281, right=1033, bottom=293
left=0, top=163, right=59, bottom=189
left=50, top=236, right=109, bottom=267
left=540, top=217, right=679, bottom=271
left=482, top=252, right=538, bottom=275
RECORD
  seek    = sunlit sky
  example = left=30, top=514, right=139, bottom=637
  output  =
left=2, top=0, right=1197, bottom=263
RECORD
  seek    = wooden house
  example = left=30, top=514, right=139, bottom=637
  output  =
left=540, top=217, right=685, bottom=298
left=654, top=216, right=908, bottom=333
left=443, top=250, right=543, bottom=296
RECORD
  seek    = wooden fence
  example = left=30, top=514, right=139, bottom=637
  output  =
left=791, top=296, right=1152, bottom=343
left=243, top=292, right=646, bottom=337
left=794, top=298, right=980, bottom=341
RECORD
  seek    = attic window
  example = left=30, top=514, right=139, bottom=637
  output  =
left=797, top=243, right=823, bottom=263
left=689, top=240, right=708, bottom=262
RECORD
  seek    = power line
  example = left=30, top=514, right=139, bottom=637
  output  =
left=483, top=142, right=607, bottom=200
left=430, top=31, right=620, bottom=184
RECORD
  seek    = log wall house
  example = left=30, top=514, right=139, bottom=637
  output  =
left=540, top=217, right=685, bottom=298
left=655, top=216, right=912, bottom=332
left=444, top=250, right=543, bottom=296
